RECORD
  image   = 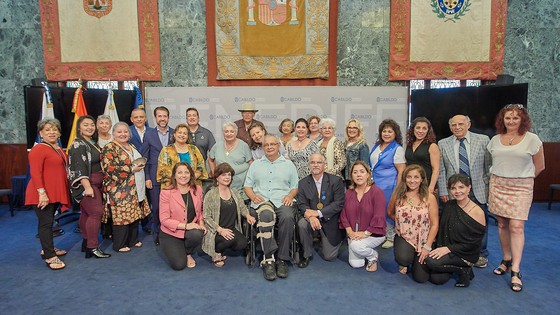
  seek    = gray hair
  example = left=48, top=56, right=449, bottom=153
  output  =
left=263, top=133, right=280, bottom=144
left=97, top=115, right=112, bottom=124
left=222, top=121, right=238, bottom=134
left=112, top=121, right=130, bottom=135
left=448, top=115, right=471, bottom=125
left=319, top=118, right=336, bottom=130
left=37, top=117, right=62, bottom=133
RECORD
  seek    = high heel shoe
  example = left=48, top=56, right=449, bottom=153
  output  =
left=455, top=267, right=474, bottom=288
left=81, top=239, right=87, bottom=253
left=85, top=247, right=111, bottom=259
left=511, top=270, right=523, bottom=292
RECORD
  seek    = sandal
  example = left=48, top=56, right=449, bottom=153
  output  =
left=366, top=259, right=378, bottom=272
left=398, top=266, right=408, bottom=275
left=213, top=254, right=228, bottom=267
left=493, top=259, right=512, bottom=275
left=511, top=271, right=523, bottom=292
left=187, top=255, right=196, bottom=268
left=118, top=247, right=131, bottom=252
left=44, top=257, right=66, bottom=270
left=134, top=242, right=143, bottom=248
left=40, top=248, right=67, bottom=259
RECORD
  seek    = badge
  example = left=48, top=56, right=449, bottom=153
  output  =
left=317, top=202, right=323, bottom=210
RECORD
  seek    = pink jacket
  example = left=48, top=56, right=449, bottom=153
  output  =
left=159, top=186, right=203, bottom=238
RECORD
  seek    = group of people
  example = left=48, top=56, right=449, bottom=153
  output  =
left=26, top=103, right=544, bottom=292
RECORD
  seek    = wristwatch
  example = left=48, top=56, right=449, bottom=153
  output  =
left=37, top=188, right=46, bottom=195
left=364, top=230, right=371, bottom=236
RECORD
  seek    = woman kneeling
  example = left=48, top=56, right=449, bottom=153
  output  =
left=426, top=174, right=486, bottom=287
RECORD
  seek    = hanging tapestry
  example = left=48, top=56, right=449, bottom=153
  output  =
left=213, top=0, right=331, bottom=80
left=389, top=0, right=508, bottom=80
left=39, top=0, right=161, bottom=81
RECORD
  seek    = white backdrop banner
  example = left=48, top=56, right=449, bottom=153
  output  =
left=145, top=86, right=408, bottom=144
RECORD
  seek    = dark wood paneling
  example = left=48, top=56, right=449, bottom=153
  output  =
left=0, top=144, right=29, bottom=189
left=534, top=142, right=560, bottom=201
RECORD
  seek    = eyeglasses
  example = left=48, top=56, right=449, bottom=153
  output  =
left=347, top=127, right=359, bottom=130
left=309, top=161, right=324, bottom=165
left=263, top=143, right=279, bottom=148
left=505, top=104, right=524, bottom=109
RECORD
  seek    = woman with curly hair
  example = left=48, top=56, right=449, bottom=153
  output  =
left=405, top=117, right=440, bottom=195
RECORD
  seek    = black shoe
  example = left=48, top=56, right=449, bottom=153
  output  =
left=455, top=267, right=474, bottom=288
left=85, top=247, right=111, bottom=259
left=81, top=239, right=87, bottom=253
left=154, top=235, right=160, bottom=246
left=276, top=260, right=289, bottom=278
left=143, top=228, right=153, bottom=235
left=298, top=256, right=312, bottom=268
left=262, top=261, right=276, bottom=281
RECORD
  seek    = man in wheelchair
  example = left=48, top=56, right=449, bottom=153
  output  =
left=297, top=153, right=346, bottom=268
left=244, top=134, right=299, bottom=281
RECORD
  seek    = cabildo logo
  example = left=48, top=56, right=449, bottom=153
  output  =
left=234, top=97, right=256, bottom=103
left=351, top=114, right=372, bottom=119
left=147, top=97, right=166, bottom=103
left=280, top=97, right=302, bottom=103
left=209, top=114, right=231, bottom=120
left=377, top=97, right=399, bottom=103
left=256, top=114, right=278, bottom=120
left=189, top=97, right=210, bottom=103
left=305, top=114, right=328, bottom=119
left=331, top=97, right=353, bottom=102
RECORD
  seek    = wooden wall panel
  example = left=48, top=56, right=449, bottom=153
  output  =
left=0, top=144, right=29, bottom=189
left=534, top=142, right=560, bottom=201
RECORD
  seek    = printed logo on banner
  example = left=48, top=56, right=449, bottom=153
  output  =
left=432, top=0, right=471, bottom=22
left=376, top=97, right=401, bottom=104
left=331, top=97, right=354, bottom=103
left=255, top=113, right=278, bottom=120
left=189, top=97, right=210, bottom=103
left=83, top=0, right=112, bottom=19
left=209, top=114, right=231, bottom=120
left=351, top=114, right=373, bottom=120
left=234, top=97, right=257, bottom=103
left=280, top=97, right=302, bottom=103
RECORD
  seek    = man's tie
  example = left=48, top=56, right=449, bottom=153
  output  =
left=459, top=138, right=470, bottom=176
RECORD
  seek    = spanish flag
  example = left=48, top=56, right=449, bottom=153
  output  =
left=66, top=85, right=88, bottom=152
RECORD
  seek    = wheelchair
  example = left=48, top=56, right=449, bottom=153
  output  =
left=243, top=201, right=302, bottom=267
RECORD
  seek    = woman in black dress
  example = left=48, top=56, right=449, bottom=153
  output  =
left=405, top=117, right=440, bottom=194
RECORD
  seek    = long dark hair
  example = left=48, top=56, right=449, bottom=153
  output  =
left=76, top=115, right=96, bottom=140
left=406, top=117, right=436, bottom=147
left=494, top=104, right=532, bottom=135
left=168, top=162, right=197, bottom=195
left=393, top=164, right=429, bottom=206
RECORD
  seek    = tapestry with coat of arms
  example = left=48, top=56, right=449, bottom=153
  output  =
left=389, top=0, right=508, bottom=80
left=214, top=0, right=330, bottom=80
left=38, top=0, right=161, bottom=81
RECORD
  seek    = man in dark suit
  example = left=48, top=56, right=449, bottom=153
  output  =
left=141, top=106, right=174, bottom=245
left=129, top=108, right=152, bottom=150
left=438, top=114, right=491, bottom=268
left=297, top=153, right=346, bottom=268
left=129, top=108, right=153, bottom=234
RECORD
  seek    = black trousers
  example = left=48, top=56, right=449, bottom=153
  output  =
left=160, top=229, right=204, bottom=270
left=394, top=234, right=431, bottom=283
left=426, top=253, right=471, bottom=285
left=215, top=228, right=247, bottom=254
left=112, top=220, right=140, bottom=251
left=34, top=203, right=58, bottom=259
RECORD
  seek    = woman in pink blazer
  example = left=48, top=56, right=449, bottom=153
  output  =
left=159, top=162, right=206, bottom=270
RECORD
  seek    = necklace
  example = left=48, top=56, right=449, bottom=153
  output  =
left=406, top=193, right=418, bottom=206
left=224, top=140, right=236, bottom=156
left=508, top=136, right=515, bottom=145
left=458, top=199, right=470, bottom=209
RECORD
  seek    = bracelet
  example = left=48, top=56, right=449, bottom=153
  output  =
left=422, top=244, right=432, bottom=251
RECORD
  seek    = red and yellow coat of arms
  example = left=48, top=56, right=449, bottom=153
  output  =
left=83, top=0, right=113, bottom=19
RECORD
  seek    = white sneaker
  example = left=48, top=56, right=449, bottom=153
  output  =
left=474, top=256, right=488, bottom=268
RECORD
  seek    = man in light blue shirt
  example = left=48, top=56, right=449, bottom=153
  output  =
left=244, top=134, right=298, bottom=281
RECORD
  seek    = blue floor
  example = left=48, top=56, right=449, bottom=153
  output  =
left=1, top=203, right=559, bottom=314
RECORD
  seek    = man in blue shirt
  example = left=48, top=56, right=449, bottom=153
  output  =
left=244, top=134, right=298, bottom=281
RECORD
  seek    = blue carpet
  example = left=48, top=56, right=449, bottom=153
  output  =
left=1, top=203, right=559, bottom=314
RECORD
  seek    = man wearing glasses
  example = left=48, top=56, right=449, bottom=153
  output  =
left=244, top=134, right=299, bottom=281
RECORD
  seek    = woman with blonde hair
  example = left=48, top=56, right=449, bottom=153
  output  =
left=344, top=119, right=370, bottom=181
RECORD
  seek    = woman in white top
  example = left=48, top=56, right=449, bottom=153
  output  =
left=487, top=104, right=545, bottom=293
left=96, top=115, right=113, bottom=148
